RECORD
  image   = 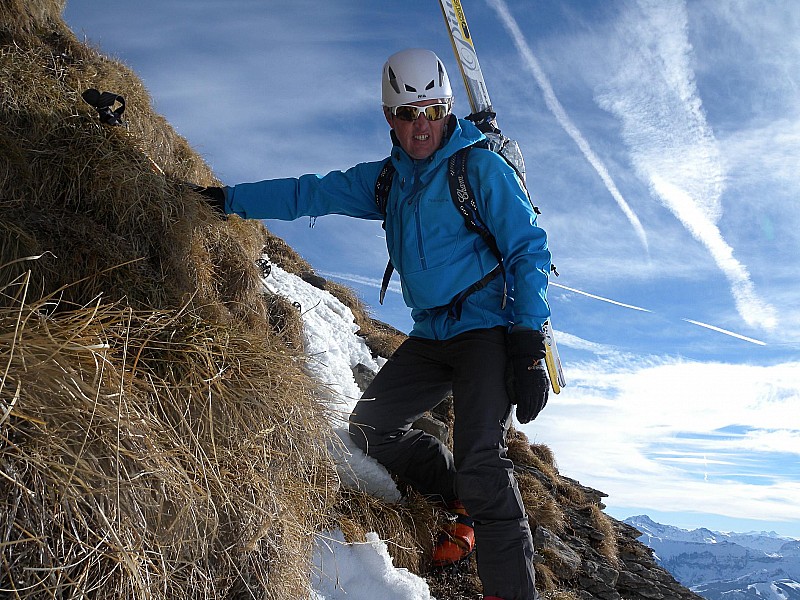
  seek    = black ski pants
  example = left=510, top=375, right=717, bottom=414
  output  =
left=348, top=327, right=538, bottom=600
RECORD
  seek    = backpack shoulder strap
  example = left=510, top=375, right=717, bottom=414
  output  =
left=446, top=146, right=507, bottom=316
left=446, top=146, right=503, bottom=265
left=375, top=157, right=395, bottom=216
left=375, top=157, right=396, bottom=305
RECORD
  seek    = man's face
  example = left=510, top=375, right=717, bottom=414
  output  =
left=384, top=99, right=450, bottom=160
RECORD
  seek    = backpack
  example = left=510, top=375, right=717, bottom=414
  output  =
left=374, top=130, right=542, bottom=320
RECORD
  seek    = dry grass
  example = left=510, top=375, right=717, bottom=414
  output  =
left=541, top=590, right=582, bottom=600
left=1, top=3, right=340, bottom=597
left=332, top=489, right=439, bottom=573
left=587, top=504, right=620, bottom=566
left=0, top=276, right=337, bottom=599
left=0, top=3, right=625, bottom=599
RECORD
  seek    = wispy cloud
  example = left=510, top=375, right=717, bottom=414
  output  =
left=594, top=0, right=777, bottom=331
left=485, top=0, right=649, bottom=251
left=525, top=358, right=800, bottom=528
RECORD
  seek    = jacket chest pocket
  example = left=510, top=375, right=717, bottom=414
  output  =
left=404, top=196, right=462, bottom=273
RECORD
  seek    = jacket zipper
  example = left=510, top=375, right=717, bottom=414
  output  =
left=410, top=163, right=427, bottom=271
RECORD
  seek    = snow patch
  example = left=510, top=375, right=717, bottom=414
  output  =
left=312, top=530, right=435, bottom=600
left=260, top=259, right=430, bottom=598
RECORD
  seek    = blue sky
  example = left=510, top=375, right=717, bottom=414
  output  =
left=64, top=1, right=800, bottom=538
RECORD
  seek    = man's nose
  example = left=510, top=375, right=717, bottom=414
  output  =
left=413, top=114, right=431, bottom=127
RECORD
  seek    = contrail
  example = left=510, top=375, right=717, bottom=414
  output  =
left=651, top=176, right=777, bottom=330
left=328, top=270, right=767, bottom=347
left=551, top=281, right=767, bottom=346
left=683, top=319, right=766, bottom=346
left=486, top=0, right=649, bottom=251
left=594, top=0, right=777, bottom=331
left=550, top=282, right=651, bottom=312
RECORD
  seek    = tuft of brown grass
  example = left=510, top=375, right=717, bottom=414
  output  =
left=533, top=562, right=559, bottom=593
left=0, top=275, right=339, bottom=598
left=332, top=489, right=439, bottom=573
left=516, top=470, right=566, bottom=534
left=1, top=3, right=344, bottom=597
left=587, top=504, right=619, bottom=566
left=541, top=590, right=582, bottom=600
left=508, top=431, right=560, bottom=481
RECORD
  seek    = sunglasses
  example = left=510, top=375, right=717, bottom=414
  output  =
left=388, top=102, right=451, bottom=122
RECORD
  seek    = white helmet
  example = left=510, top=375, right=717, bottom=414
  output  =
left=381, top=48, right=452, bottom=107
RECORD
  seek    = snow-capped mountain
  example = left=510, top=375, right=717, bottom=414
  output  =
left=624, top=515, right=800, bottom=600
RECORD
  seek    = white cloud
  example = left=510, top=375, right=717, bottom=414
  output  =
left=721, top=117, right=800, bottom=191
left=524, top=357, right=800, bottom=526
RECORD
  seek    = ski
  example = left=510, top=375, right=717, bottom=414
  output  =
left=438, top=0, right=492, bottom=116
left=542, top=320, right=566, bottom=394
left=438, top=0, right=566, bottom=393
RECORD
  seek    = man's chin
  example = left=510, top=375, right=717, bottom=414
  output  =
left=408, top=143, right=435, bottom=160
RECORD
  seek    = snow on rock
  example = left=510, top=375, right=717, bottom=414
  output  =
left=261, top=261, right=400, bottom=501
left=260, top=260, right=429, bottom=598
left=261, top=262, right=380, bottom=418
left=311, top=530, right=435, bottom=600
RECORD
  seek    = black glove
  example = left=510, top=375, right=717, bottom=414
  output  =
left=507, top=329, right=550, bottom=424
left=191, top=185, right=227, bottom=216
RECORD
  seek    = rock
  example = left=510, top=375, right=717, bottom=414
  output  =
left=534, top=526, right=582, bottom=579
left=579, top=559, right=620, bottom=599
left=412, top=414, right=449, bottom=446
left=352, top=363, right=375, bottom=393
left=300, top=271, right=328, bottom=290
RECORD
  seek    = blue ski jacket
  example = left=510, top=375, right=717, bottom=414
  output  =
left=223, top=117, right=551, bottom=340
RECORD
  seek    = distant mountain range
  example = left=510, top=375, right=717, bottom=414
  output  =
left=624, top=515, right=800, bottom=600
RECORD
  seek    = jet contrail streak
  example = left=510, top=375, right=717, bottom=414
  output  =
left=550, top=282, right=651, bottom=312
left=326, top=271, right=766, bottom=347
left=486, top=0, right=649, bottom=251
left=552, top=282, right=767, bottom=346
left=683, top=319, right=766, bottom=346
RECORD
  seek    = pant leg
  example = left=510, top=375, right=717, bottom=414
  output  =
left=348, top=336, right=456, bottom=501
left=447, top=328, right=538, bottom=600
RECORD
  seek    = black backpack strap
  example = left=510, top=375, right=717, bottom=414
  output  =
left=379, top=260, right=394, bottom=305
left=445, top=264, right=503, bottom=321
left=375, top=158, right=396, bottom=304
left=375, top=157, right=395, bottom=216
left=446, top=146, right=507, bottom=317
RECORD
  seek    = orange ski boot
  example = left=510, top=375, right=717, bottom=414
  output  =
left=432, top=500, right=475, bottom=567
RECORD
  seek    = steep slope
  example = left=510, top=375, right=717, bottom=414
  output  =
left=1, top=2, right=338, bottom=597
left=1, top=2, right=703, bottom=598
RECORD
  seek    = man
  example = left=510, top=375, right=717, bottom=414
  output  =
left=201, top=48, right=551, bottom=600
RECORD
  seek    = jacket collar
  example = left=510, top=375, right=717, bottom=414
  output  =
left=389, top=116, right=485, bottom=179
